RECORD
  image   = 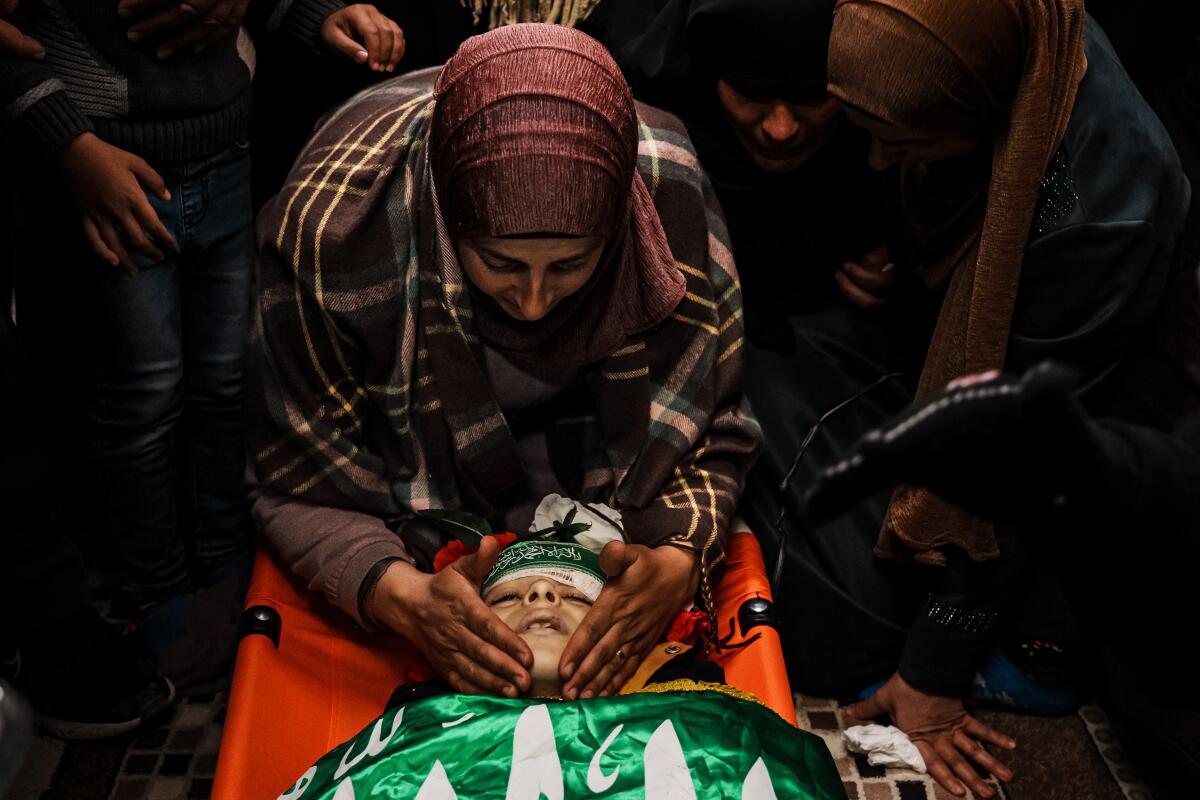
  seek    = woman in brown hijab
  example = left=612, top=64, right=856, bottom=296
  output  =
left=245, top=25, right=760, bottom=703
left=742, top=0, right=1190, bottom=795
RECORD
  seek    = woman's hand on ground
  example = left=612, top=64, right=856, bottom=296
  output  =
left=320, top=5, right=404, bottom=72
left=845, top=672, right=1015, bottom=798
left=366, top=537, right=533, bottom=697
left=559, top=541, right=699, bottom=700
left=835, top=244, right=896, bottom=309
left=56, top=133, right=175, bottom=275
left=118, top=0, right=247, bottom=58
left=1, top=0, right=44, bottom=59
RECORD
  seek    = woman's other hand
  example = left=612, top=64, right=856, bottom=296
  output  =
left=559, top=541, right=699, bottom=700
left=835, top=244, right=897, bottom=309
left=366, top=536, right=534, bottom=697
left=845, top=672, right=1016, bottom=798
left=56, top=133, right=175, bottom=275
left=320, top=4, right=404, bottom=73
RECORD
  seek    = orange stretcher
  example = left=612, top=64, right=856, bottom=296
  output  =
left=212, top=531, right=793, bottom=800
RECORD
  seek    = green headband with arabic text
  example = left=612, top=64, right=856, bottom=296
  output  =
left=481, top=541, right=606, bottom=600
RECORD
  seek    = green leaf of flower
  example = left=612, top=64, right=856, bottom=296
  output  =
left=562, top=523, right=592, bottom=538
left=416, top=509, right=491, bottom=545
left=528, top=516, right=593, bottom=543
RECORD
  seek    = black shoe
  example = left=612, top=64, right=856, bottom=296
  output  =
left=0, top=677, right=34, bottom=797
left=2, top=609, right=175, bottom=740
left=148, top=571, right=250, bottom=698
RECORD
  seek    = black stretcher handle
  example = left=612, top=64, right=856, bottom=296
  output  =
left=238, top=605, right=282, bottom=649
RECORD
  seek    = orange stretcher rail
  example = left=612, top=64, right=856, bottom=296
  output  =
left=212, top=531, right=793, bottom=800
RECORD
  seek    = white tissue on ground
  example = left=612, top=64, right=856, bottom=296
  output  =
left=843, top=724, right=927, bottom=773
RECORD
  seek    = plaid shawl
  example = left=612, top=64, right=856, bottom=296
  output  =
left=246, top=67, right=761, bottom=591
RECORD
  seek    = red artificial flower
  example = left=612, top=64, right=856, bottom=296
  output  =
left=432, top=532, right=519, bottom=573
left=666, top=609, right=710, bottom=645
left=405, top=662, right=437, bottom=684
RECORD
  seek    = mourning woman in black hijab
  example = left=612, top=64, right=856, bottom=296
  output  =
left=617, top=0, right=893, bottom=348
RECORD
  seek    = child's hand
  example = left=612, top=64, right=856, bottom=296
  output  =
left=320, top=4, right=404, bottom=73
left=56, top=133, right=176, bottom=275
left=835, top=244, right=897, bottom=309
left=1, top=0, right=44, bottom=59
left=118, top=0, right=248, bottom=59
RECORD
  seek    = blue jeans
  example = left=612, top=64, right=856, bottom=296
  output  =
left=86, top=143, right=255, bottom=606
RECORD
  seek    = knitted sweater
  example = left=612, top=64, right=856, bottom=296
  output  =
left=0, top=0, right=343, bottom=162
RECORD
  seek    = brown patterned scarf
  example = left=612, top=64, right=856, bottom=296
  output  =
left=828, top=0, right=1088, bottom=562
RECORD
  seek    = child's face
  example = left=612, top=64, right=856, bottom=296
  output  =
left=483, top=576, right=594, bottom=696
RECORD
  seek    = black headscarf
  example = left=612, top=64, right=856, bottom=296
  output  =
left=622, top=0, right=834, bottom=103
left=617, top=0, right=891, bottom=348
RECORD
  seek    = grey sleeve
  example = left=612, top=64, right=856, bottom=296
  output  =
left=1, top=56, right=92, bottom=158
left=250, top=482, right=412, bottom=626
left=266, top=0, right=346, bottom=50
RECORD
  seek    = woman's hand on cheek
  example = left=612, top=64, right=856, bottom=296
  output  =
left=367, top=537, right=533, bottom=697
left=559, top=541, right=698, bottom=700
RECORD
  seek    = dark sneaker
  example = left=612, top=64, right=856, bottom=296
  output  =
left=0, top=677, right=34, bottom=797
left=966, top=642, right=1080, bottom=716
left=1, top=609, right=175, bottom=740
left=147, top=571, right=249, bottom=698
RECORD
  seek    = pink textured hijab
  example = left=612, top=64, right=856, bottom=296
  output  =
left=429, top=24, right=686, bottom=375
